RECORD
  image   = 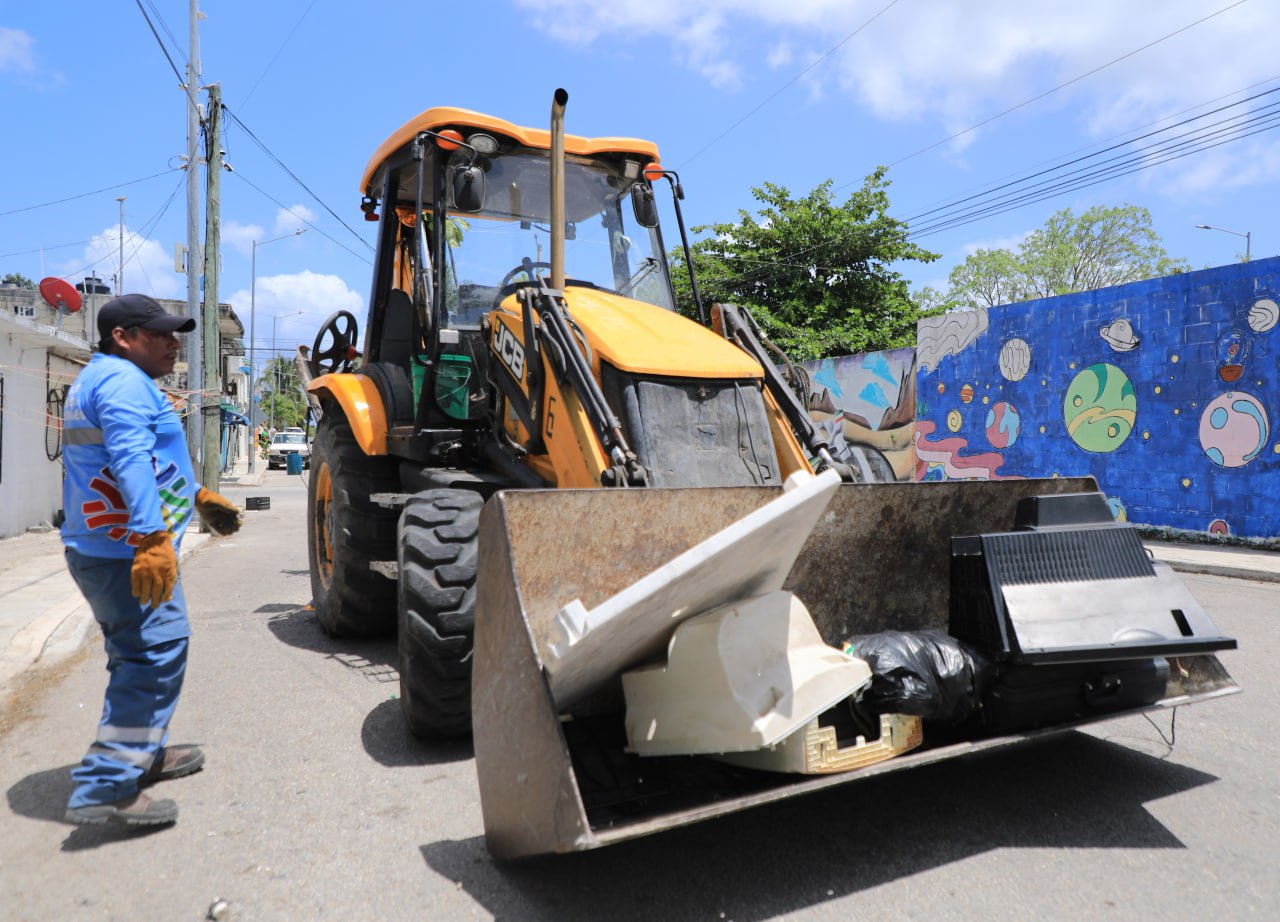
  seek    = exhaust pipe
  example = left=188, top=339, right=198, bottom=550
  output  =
left=550, top=88, right=568, bottom=290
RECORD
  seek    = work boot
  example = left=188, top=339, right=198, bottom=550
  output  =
left=65, top=792, right=179, bottom=827
left=141, top=745, right=205, bottom=785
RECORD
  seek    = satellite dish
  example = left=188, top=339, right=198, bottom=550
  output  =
left=39, top=277, right=83, bottom=313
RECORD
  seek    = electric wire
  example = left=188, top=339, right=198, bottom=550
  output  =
left=237, top=0, right=320, bottom=112
left=58, top=175, right=186, bottom=285
left=871, top=0, right=1253, bottom=175
left=227, top=168, right=373, bottom=265
left=680, top=0, right=903, bottom=168
left=0, top=169, right=182, bottom=219
left=131, top=0, right=204, bottom=118
left=221, top=105, right=373, bottom=252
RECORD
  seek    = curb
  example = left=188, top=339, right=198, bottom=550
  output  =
left=1160, top=558, right=1280, bottom=585
left=0, top=531, right=215, bottom=694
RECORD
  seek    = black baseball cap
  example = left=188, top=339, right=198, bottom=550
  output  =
left=97, top=293, right=196, bottom=338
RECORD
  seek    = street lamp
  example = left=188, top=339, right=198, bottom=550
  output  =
left=269, top=309, right=306, bottom=433
left=248, top=228, right=306, bottom=473
left=1195, top=224, right=1251, bottom=263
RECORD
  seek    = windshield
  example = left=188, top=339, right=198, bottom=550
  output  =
left=273, top=433, right=306, bottom=445
left=435, top=148, right=674, bottom=325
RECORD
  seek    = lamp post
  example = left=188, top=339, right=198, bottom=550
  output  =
left=248, top=228, right=305, bottom=473
left=1195, top=224, right=1251, bottom=263
left=269, top=309, right=306, bottom=434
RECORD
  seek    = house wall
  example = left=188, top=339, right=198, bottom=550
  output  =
left=915, top=257, right=1280, bottom=539
left=0, top=315, right=88, bottom=537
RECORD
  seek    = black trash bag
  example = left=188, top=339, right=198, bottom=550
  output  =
left=843, top=630, right=992, bottom=724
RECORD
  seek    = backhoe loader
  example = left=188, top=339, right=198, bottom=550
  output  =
left=304, top=90, right=1239, bottom=859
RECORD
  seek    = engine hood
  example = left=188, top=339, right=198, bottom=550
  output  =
left=513, top=286, right=764, bottom=380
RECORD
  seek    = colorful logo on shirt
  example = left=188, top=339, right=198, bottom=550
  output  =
left=80, top=461, right=191, bottom=544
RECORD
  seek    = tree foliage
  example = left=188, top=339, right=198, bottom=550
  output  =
left=258, top=356, right=307, bottom=429
left=939, top=205, right=1188, bottom=310
left=2, top=272, right=36, bottom=289
left=672, top=169, right=938, bottom=360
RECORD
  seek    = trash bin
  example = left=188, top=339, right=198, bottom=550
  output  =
left=287, top=452, right=303, bottom=476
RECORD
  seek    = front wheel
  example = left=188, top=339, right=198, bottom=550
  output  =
left=307, top=405, right=400, bottom=636
left=397, top=489, right=483, bottom=739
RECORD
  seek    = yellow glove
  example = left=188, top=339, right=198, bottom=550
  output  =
left=195, top=487, right=242, bottom=536
left=131, top=531, right=178, bottom=609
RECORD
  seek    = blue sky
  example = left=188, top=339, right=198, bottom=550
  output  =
left=2, top=1, right=1277, bottom=363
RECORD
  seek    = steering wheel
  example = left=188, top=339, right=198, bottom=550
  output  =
left=309, top=310, right=360, bottom=376
left=498, top=260, right=553, bottom=290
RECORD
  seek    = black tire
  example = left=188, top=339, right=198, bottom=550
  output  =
left=397, top=489, right=482, bottom=739
left=307, top=403, right=401, bottom=636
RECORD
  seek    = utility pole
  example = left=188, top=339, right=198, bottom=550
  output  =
left=201, top=83, right=223, bottom=499
left=116, top=197, right=125, bottom=294
left=185, top=0, right=204, bottom=464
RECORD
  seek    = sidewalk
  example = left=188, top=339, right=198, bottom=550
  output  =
left=2, top=469, right=1277, bottom=696
left=0, top=451, right=266, bottom=696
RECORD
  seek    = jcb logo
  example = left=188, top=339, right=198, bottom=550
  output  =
left=494, top=323, right=525, bottom=380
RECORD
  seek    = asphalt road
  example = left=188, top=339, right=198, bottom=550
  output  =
left=1, top=472, right=1276, bottom=921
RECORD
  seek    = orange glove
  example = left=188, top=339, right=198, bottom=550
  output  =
left=195, top=487, right=242, bottom=536
left=131, top=531, right=178, bottom=609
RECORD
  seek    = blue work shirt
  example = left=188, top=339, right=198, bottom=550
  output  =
left=61, top=353, right=199, bottom=559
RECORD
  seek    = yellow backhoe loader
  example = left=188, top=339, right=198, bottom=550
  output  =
left=304, top=90, right=1239, bottom=859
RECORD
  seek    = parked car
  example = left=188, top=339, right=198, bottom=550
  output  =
left=267, top=430, right=310, bottom=470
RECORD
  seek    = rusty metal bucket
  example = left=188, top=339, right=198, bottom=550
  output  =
left=472, top=477, right=1240, bottom=859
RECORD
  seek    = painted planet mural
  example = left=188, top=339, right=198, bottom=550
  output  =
left=946, top=409, right=963, bottom=432
left=1248, top=298, right=1278, bottom=333
left=998, top=338, right=1031, bottom=382
left=985, top=401, right=1021, bottom=449
left=960, top=384, right=974, bottom=404
left=1199, top=392, right=1269, bottom=468
left=1063, top=363, right=1137, bottom=453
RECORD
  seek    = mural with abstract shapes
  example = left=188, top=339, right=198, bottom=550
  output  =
left=915, top=256, right=1280, bottom=539
left=799, top=347, right=917, bottom=481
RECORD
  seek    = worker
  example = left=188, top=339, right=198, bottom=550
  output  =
left=60, top=293, right=243, bottom=827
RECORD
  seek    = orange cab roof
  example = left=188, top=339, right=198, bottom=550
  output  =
left=360, top=106, right=661, bottom=198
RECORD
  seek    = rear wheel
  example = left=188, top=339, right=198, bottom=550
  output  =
left=397, top=489, right=482, bottom=739
left=307, top=404, right=400, bottom=636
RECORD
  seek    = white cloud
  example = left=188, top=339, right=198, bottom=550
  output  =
left=273, top=205, right=315, bottom=236
left=225, top=270, right=364, bottom=354
left=0, top=28, right=35, bottom=75
left=515, top=0, right=1274, bottom=149
left=1146, top=139, right=1280, bottom=198
left=767, top=42, right=792, bottom=70
left=222, top=220, right=265, bottom=257
left=961, top=230, right=1033, bottom=257
left=57, top=226, right=183, bottom=299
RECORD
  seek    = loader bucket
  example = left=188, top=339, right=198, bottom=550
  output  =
left=472, top=477, right=1240, bottom=860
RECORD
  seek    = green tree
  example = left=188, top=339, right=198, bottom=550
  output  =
left=259, top=356, right=307, bottom=429
left=673, top=170, right=938, bottom=360
left=939, top=205, right=1189, bottom=309
left=2, top=272, right=36, bottom=289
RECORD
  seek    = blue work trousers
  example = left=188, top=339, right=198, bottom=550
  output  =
left=64, top=548, right=191, bottom=808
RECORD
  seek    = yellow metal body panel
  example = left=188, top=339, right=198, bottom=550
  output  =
left=762, top=389, right=815, bottom=480
left=498, top=288, right=763, bottom=381
left=362, top=106, right=660, bottom=198
left=307, top=373, right=389, bottom=455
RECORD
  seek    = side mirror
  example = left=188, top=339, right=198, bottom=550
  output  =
left=631, top=183, right=658, bottom=229
left=452, top=164, right=485, bottom=213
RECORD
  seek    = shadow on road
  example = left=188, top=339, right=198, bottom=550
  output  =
left=263, top=604, right=398, bottom=681
left=420, top=733, right=1219, bottom=921
left=6, top=764, right=171, bottom=851
left=361, top=699, right=474, bottom=767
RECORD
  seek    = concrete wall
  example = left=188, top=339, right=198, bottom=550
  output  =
left=0, top=313, right=90, bottom=538
left=915, top=257, right=1280, bottom=539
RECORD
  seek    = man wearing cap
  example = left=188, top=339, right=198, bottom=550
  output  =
left=60, top=293, right=243, bottom=827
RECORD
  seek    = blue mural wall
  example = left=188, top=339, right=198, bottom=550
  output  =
left=914, top=257, right=1280, bottom=539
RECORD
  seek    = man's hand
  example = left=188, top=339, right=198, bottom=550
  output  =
left=195, top=487, right=242, bottom=536
left=131, top=531, right=178, bottom=609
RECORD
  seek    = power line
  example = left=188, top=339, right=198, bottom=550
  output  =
left=0, top=169, right=182, bottom=218
left=133, top=0, right=184, bottom=84
left=228, top=168, right=373, bottom=265
left=904, top=86, right=1280, bottom=230
left=60, top=175, right=186, bottom=284
left=237, top=0, right=320, bottom=112
left=222, top=104, right=374, bottom=253
left=680, top=0, right=903, bottom=168
left=873, top=0, right=1252, bottom=174
left=142, top=0, right=187, bottom=68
